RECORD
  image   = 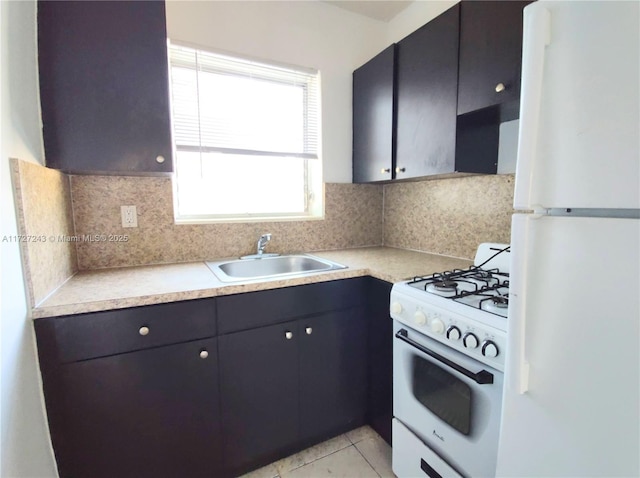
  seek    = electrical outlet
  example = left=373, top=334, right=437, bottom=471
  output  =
left=121, top=205, right=138, bottom=228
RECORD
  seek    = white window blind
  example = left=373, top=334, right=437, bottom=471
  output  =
left=169, top=43, right=319, bottom=159
left=168, top=42, right=323, bottom=222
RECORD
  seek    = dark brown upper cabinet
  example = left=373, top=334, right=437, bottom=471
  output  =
left=352, top=45, right=396, bottom=183
left=457, top=0, right=533, bottom=120
left=394, top=3, right=460, bottom=179
left=38, top=1, right=173, bottom=174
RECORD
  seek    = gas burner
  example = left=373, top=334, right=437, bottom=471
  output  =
left=468, top=270, right=492, bottom=280
left=491, top=296, right=509, bottom=308
left=481, top=296, right=509, bottom=317
left=427, top=280, right=458, bottom=296
left=435, top=280, right=458, bottom=291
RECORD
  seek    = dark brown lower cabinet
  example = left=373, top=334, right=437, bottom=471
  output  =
left=218, top=320, right=300, bottom=474
left=44, top=338, right=222, bottom=478
left=299, top=308, right=367, bottom=443
left=219, top=308, right=367, bottom=476
left=35, top=278, right=391, bottom=477
left=366, top=278, right=393, bottom=445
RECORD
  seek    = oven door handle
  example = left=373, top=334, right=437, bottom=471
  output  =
left=395, top=329, right=494, bottom=385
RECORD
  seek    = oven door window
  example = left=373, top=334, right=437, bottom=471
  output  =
left=412, top=355, right=472, bottom=435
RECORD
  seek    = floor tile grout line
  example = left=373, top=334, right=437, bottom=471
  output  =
left=285, top=444, right=355, bottom=475
left=242, top=428, right=385, bottom=478
left=346, top=426, right=374, bottom=446
left=278, top=438, right=354, bottom=475
left=353, top=441, right=384, bottom=478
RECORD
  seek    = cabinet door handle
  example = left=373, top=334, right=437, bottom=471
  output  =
left=138, top=326, right=150, bottom=336
left=395, top=167, right=406, bottom=173
left=380, top=168, right=391, bottom=174
left=305, top=327, right=313, bottom=335
left=199, top=350, right=209, bottom=359
left=155, top=155, right=166, bottom=164
left=495, top=82, right=506, bottom=93
left=285, top=331, right=293, bottom=340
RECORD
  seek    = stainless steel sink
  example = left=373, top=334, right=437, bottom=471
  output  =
left=206, top=254, right=347, bottom=283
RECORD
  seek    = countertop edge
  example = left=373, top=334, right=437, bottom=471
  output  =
left=31, top=248, right=473, bottom=319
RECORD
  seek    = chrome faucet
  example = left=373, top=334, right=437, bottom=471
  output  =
left=257, top=233, right=272, bottom=255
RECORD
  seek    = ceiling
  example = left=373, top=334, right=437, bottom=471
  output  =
left=322, top=1, right=413, bottom=22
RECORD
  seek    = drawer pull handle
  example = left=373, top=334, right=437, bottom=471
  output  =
left=155, top=155, right=165, bottom=164
left=380, top=168, right=390, bottom=174
left=495, top=82, right=506, bottom=93
left=199, top=350, right=209, bottom=359
left=138, top=326, right=150, bottom=336
left=395, top=167, right=406, bottom=173
left=285, top=331, right=293, bottom=340
left=305, top=327, right=313, bottom=335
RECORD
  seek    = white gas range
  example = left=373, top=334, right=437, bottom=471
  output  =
left=391, top=243, right=510, bottom=478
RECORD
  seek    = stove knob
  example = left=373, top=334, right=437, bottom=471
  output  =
left=414, top=310, right=427, bottom=326
left=446, top=325, right=461, bottom=341
left=482, top=340, right=499, bottom=358
left=463, top=332, right=479, bottom=349
left=390, top=301, right=403, bottom=315
left=430, top=319, right=445, bottom=334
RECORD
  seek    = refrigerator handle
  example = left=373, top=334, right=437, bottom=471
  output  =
left=509, top=215, right=533, bottom=394
left=514, top=5, right=551, bottom=211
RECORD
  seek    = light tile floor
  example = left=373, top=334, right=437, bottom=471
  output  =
left=239, top=426, right=395, bottom=478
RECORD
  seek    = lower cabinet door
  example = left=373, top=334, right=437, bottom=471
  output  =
left=54, top=338, right=221, bottom=478
left=298, top=308, right=368, bottom=443
left=218, top=320, right=299, bottom=475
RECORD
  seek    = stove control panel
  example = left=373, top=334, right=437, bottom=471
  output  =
left=389, top=288, right=506, bottom=371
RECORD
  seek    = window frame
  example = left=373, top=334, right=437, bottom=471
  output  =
left=167, top=41, right=323, bottom=224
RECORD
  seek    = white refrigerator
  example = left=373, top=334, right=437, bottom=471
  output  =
left=498, top=1, right=640, bottom=477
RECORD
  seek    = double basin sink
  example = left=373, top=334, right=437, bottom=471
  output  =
left=206, top=254, right=347, bottom=283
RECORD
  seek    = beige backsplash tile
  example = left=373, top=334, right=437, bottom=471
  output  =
left=383, top=174, right=514, bottom=260
left=11, top=158, right=514, bottom=294
left=70, top=173, right=513, bottom=269
left=71, top=176, right=384, bottom=270
left=10, top=159, right=78, bottom=306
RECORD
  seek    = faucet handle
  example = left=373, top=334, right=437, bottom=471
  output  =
left=257, top=233, right=272, bottom=255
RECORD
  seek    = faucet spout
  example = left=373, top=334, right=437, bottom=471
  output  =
left=257, top=233, right=272, bottom=255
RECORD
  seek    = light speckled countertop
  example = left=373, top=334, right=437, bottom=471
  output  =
left=33, top=247, right=473, bottom=319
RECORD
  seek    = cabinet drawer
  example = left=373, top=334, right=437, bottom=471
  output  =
left=217, top=278, right=366, bottom=334
left=50, top=299, right=216, bottom=363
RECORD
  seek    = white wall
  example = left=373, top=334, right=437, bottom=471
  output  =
left=0, top=1, right=57, bottom=476
left=165, top=0, right=388, bottom=183
left=386, top=0, right=458, bottom=43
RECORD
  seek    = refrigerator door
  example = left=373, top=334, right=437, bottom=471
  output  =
left=499, top=214, right=639, bottom=477
left=515, top=1, right=640, bottom=210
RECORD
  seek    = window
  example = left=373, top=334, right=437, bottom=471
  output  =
left=168, top=43, right=323, bottom=222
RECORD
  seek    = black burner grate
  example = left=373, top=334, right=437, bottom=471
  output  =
left=408, top=267, right=510, bottom=316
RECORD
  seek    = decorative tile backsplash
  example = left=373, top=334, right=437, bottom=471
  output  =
left=12, top=160, right=515, bottom=284
left=383, top=174, right=515, bottom=260
left=70, top=176, right=384, bottom=270
left=10, top=159, right=78, bottom=306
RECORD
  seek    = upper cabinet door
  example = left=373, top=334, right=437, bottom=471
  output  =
left=38, top=1, right=173, bottom=174
left=352, top=45, right=396, bottom=183
left=395, top=4, right=460, bottom=179
left=457, top=0, right=533, bottom=118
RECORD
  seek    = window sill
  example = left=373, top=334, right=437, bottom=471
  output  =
left=174, top=214, right=325, bottom=225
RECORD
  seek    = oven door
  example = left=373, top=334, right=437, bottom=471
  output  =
left=392, top=320, right=503, bottom=478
